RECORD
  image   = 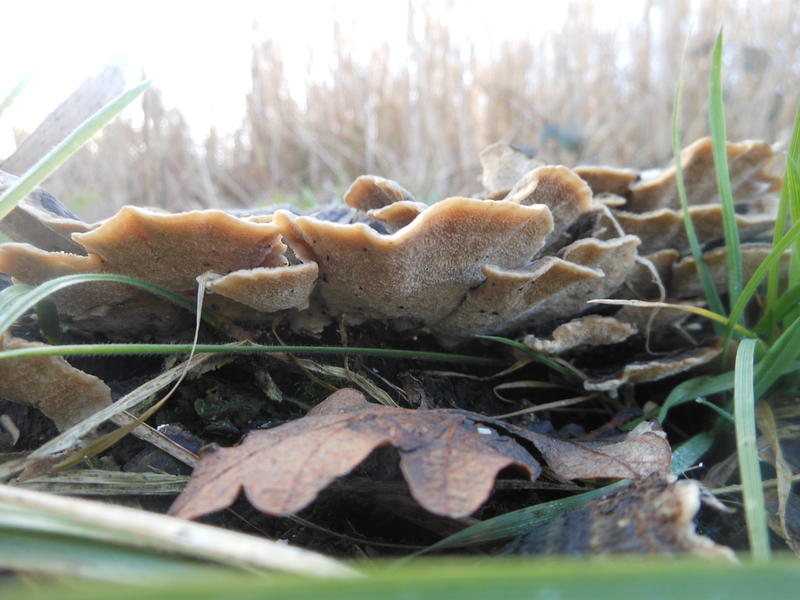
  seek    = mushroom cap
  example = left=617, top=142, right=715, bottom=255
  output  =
left=574, top=165, right=639, bottom=197
left=73, top=206, right=287, bottom=291
left=0, top=333, right=111, bottom=430
left=584, top=342, right=722, bottom=392
left=479, top=142, right=544, bottom=194
left=609, top=205, right=773, bottom=254
left=275, top=197, right=555, bottom=324
left=628, top=137, right=780, bottom=213
left=344, top=175, right=417, bottom=211
left=206, top=263, right=319, bottom=313
left=438, top=235, right=641, bottom=336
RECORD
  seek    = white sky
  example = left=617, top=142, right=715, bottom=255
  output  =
left=1, top=0, right=644, bottom=154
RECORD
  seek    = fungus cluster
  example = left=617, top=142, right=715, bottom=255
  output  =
left=0, top=136, right=782, bottom=394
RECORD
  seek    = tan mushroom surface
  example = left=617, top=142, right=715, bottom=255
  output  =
left=274, top=197, right=555, bottom=326
left=205, top=263, right=319, bottom=313
left=607, top=206, right=773, bottom=255
left=73, top=206, right=290, bottom=289
left=344, top=175, right=417, bottom=211
left=573, top=165, right=639, bottom=197
left=670, top=242, right=785, bottom=299
left=438, top=235, right=641, bottom=336
left=522, top=315, right=638, bottom=355
left=0, top=334, right=111, bottom=430
left=479, top=142, right=544, bottom=195
left=0, top=136, right=781, bottom=391
left=583, top=342, right=723, bottom=392
left=627, top=137, right=780, bottom=213
left=0, top=206, right=318, bottom=332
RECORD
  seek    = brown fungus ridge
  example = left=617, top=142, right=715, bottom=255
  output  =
left=0, top=334, right=111, bottom=430
left=522, top=315, right=638, bottom=355
left=0, top=243, right=193, bottom=334
left=617, top=249, right=679, bottom=303
left=627, top=137, right=780, bottom=213
left=583, top=341, right=722, bottom=392
left=502, top=166, right=593, bottom=254
left=573, top=165, right=639, bottom=197
left=344, top=175, right=417, bottom=211
left=205, top=263, right=319, bottom=313
left=274, top=197, right=554, bottom=325
left=0, top=206, right=314, bottom=333
left=479, top=142, right=544, bottom=195
left=0, top=242, right=130, bottom=312
left=438, top=235, right=641, bottom=336
left=364, top=201, right=428, bottom=232
left=670, top=242, right=786, bottom=299
left=72, top=206, right=288, bottom=291
left=611, top=205, right=774, bottom=255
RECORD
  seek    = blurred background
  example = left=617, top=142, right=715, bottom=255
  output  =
left=2, top=0, right=799, bottom=219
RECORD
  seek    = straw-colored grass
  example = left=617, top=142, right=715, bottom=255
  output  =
left=31, top=1, right=800, bottom=219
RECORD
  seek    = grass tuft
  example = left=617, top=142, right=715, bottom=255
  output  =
left=708, top=29, right=744, bottom=315
left=733, top=339, right=770, bottom=561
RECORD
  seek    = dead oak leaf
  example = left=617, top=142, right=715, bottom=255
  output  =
left=519, top=422, right=672, bottom=481
left=169, top=389, right=672, bottom=521
left=169, top=388, right=541, bottom=520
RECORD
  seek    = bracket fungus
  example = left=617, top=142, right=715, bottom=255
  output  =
left=0, top=206, right=318, bottom=333
left=627, top=137, right=780, bottom=213
left=0, top=334, right=111, bottom=430
left=0, top=136, right=781, bottom=392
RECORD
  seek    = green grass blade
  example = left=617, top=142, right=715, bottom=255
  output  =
left=733, top=339, right=770, bottom=561
left=476, top=335, right=578, bottom=378
left=694, top=398, right=735, bottom=423
left=708, top=29, right=743, bottom=313
left=754, top=281, right=800, bottom=334
left=0, top=80, right=151, bottom=221
left=0, top=527, right=213, bottom=583
left=0, top=283, right=33, bottom=312
left=0, top=485, right=354, bottom=579
left=673, top=32, right=725, bottom=320
left=0, top=342, right=503, bottom=367
left=4, top=560, right=800, bottom=600
left=723, top=214, right=800, bottom=345
left=754, top=309, right=800, bottom=396
left=413, top=481, right=628, bottom=555
left=0, top=73, right=32, bottom=121
left=658, top=370, right=734, bottom=423
left=671, top=431, right=716, bottom=472
left=766, top=105, right=800, bottom=335
left=0, top=273, right=220, bottom=335
left=783, top=109, right=800, bottom=290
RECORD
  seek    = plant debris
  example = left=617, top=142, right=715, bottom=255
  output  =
left=504, top=475, right=735, bottom=560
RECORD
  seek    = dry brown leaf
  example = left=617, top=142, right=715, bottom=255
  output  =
left=170, top=388, right=541, bottom=520
left=170, top=389, right=674, bottom=521
left=522, top=422, right=672, bottom=481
